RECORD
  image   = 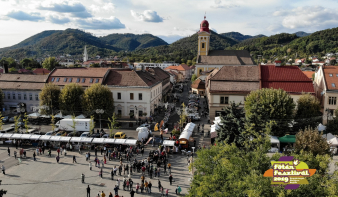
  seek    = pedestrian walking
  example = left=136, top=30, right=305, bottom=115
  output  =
left=89, top=161, right=92, bottom=170
left=14, top=151, right=17, bottom=159
left=130, top=189, right=135, bottom=197
left=82, top=173, right=85, bottom=183
left=101, top=191, right=106, bottom=197
left=56, top=155, right=60, bottom=163
left=7, top=147, right=10, bottom=156
left=166, top=188, right=169, bottom=197
left=33, top=152, right=36, bottom=161
left=169, top=174, right=173, bottom=185
left=57, top=148, right=60, bottom=156
left=108, top=192, right=113, bottom=197
left=86, top=185, right=91, bottom=197
left=73, top=155, right=77, bottom=163
left=1, top=165, right=5, bottom=175
left=111, top=169, right=114, bottom=180
left=100, top=168, right=103, bottom=178
left=60, top=147, right=63, bottom=155
left=158, top=179, right=162, bottom=192
left=176, top=185, right=181, bottom=195
left=114, top=185, right=119, bottom=196
left=48, top=149, right=51, bottom=157
left=148, top=181, right=152, bottom=194
left=64, top=148, right=67, bottom=156
left=117, top=179, right=121, bottom=189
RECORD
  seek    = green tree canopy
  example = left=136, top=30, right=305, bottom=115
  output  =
left=39, top=83, right=61, bottom=115
left=59, top=83, right=84, bottom=115
left=42, top=57, right=59, bottom=71
left=244, top=88, right=296, bottom=136
left=82, top=84, right=114, bottom=118
left=216, top=102, right=246, bottom=147
left=191, top=74, right=197, bottom=82
left=9, top=67, right=17, bottom=72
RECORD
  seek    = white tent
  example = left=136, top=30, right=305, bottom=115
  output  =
left=21, top=134, right=32, bottom=139
left=10, top=134, right=22, bottom=139
left=0, top=134, right=3, bottom=138
left=63, top=115, right=73, bottom=119
left=163, top=140, right=175, bottom=147
left=2, top=133, right=13, bottom=138
left=39, top=135, right=51, bottom=141
left=59, top=137, right=71, bottom=142
left=322, top=133, right=338, bottom=146
left=270, top=135, right=280, bottom=144
left=179, top=131, right=192, bottom=141
left=27, top=113, right=41, bottom=118
left=104, top=138, right=115, bottom=144
left=114, top=139, right=126, bottom=144
left=125, top=139, right=137, bottom=145
left=318, top=123, right=326, bottom=131
left=70, top=137, right=82, bottom=143
left=54, top=112, right=63, bottom=118
left=137, top=127, right=149, bottom=141
left=80, top=137, right=93, bottom=143
left=29, top=135, right=41, bottom=140
left=50, top=136, right=61, bottom=141
left=76, top=114, right=86, bottom=119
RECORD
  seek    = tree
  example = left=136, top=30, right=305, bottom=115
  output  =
left=9, top=67, right=17, bottom=72
left=0, top=113, right=4, bottom=131
left=295, top=127, right=331, bottom=157
left=59, top=83, right=84, bottom=115
left=216, top=102, right=246, bottom=147
left=191, top=74, right=197, bottom=82
left=70, top=115, right=76, bottom=134
left=108, top=113, right=120, bottom=138
left=244, top=88, right=296, bottom=136
left=179, top=103, right=187, bottom=133
left=50, top=115, right=56, bottom=132
left=90, top=63, right=100, bottom=67
left=82, top=84, right=114, bottom=118
left=14, top=116, right=20, bottom=133
left=186, top=60, right=192, bottom=66
left=0, top=89, right=4, bottom=109
left=20, top=58, right=31, bottom=68
left=293, top=94, right=321, bottom=132
left=326, top=108, right=338, bottom=135
left=39, top=83, right=61, bottom=115
left=305, top=59, right=312, bottom=64
left=23, top=113, right=29, bottom=133
left=89, top=115, right=95, bottom=135
left=42, top=57, right=59, bottom=71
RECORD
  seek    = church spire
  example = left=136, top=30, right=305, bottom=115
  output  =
left=83, top=45, right=88, bottom=62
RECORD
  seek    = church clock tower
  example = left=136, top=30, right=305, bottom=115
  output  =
left=198, top=16, right=210, bottom=56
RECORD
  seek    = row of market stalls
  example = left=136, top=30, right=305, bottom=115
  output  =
left=178, top=122, right=196, bottom=149
left=28, top=113, right=87, bottom=119
left=0, top=133, right=138, bottom=146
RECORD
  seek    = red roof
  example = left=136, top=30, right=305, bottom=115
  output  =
left=165, top=64, right=191, bottom=71
left=275, top=60, right=282, bottom=63
left=261, top=65, right=314, bottom=93
left=199, top=19, right=210, bottom=33
left=33, top=68, right=50, bottom=74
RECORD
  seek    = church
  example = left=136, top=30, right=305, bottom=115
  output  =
left=195, top=17, right=256, bottom=77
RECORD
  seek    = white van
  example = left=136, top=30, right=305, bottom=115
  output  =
left=80, top=132, right=90, bottom=138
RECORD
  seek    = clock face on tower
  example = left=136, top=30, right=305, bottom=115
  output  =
left=203, top=23, right=206, bottom=27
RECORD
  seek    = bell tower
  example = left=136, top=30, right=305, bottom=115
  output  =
left=198, top=16, right=210, bottom=56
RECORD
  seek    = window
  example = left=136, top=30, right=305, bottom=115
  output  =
left=63, top=78, right=67, bottom=82
left=139, top=110, right=143, bottom=117
left=333, top=83, right=336, bottom=88
left=24, top=94, right=27, bottom=100
left=220, top=96, right=229, bottom=104
left=118, top=93, right=121, bottom=100
left=336, top=74, right=338, bottom=77
left=7, top=93, right=10, bottom=99
left=12, top=93, right=16, bottom=100
left=139, top=93, right=142, bottom=100
left=76, top=78, right=80, bottom=83
left=202, top=43, right=205, bottom=48
left=118, top=110, right=122, bottom=116
left=82, top=78, right=86, bottom=83
left=130, top=93, right=134, bottom=100
left=215, top=111, right=225, bottom=117
left=29, top=93, right=32, bottom=100
left=69, top=78, right=72, bottom=82
left=329, top=97, right=337, bottom=105
left=90, top=78, right=93, bottom=83
left=35, top=94, right=39, bottom=101
left=18, top=93, right=21, bottom=100
left=330, top=74, right=333, bottom=77
left=51, top=78, right=55, bottom=82
left=56, top=78, right=60, bottom=82
left=95, top=79, right=99, bottom=83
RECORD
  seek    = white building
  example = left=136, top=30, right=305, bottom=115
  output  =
left=0, top=74, right=48, bottom=113
left=134, top=62, right=179, bottom=71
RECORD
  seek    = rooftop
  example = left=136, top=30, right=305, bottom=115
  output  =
left=197, top=50, right=255, bottom=65
left=191, top=79, right=205, bottom=89
left=323, top=66, right=338, bottom=90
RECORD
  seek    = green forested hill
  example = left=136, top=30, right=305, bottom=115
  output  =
left=100, top=33, right=168, bottom=51
left=220, top=32, right=266, bottom=42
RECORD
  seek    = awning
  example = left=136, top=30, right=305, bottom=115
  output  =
left=270, top=135, right=280, bottom=144
left=29, top=135, right=41, bottom=140
left=92, top=138, right=105, bottom=144
left=104, top=138, right=115, bottom=144
left=322, top=133, right=338, bottom=146
left=179, top=131, right=192, bottom=141
left=1, top=133, right=13, bottom=138
left=21, top=134, right=32, bottom=139
left=39, top=135, right=51, bottom=141
left=11, top=134, right=22, bottom=139
left=114, top=139, right=126, bottom=144
left=70, top=137, right=82, bottom=142
left=0, top=134, right=3, bottom=138
left=125, top=139, right=137, bottom=145
left=59, top=137, right=71, bottom=142
left=163, top=140, right=175, bottom=146
left=50, top=136, right=61, bottom=141
left=75, top=114, right=86, bottom=119
left=80, top=137, right=93, bottom=143
left=318, top=123, right=326, bottom=131
left=279, top=135, right=296, bottom=143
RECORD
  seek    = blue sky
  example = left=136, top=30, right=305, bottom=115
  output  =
left=1, top=0, right=338, bottom=48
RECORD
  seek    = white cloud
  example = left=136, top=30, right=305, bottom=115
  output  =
left=6, top=10, right=44, bottom=22
left=211, top=0, right=239, bottom=9
left=90, top=3, right=115, bottom=13
left=38, top=1, right=92, bottom=18
left=48, top=15, right=70, bottom=24
left=130, top=10, right=163, bottom=22
left=76, top=16, right=125, bottom=29
left=279, top=6, right=338, bottom=29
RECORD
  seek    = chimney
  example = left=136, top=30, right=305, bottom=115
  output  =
left=3, top=62, right=8, bottom=73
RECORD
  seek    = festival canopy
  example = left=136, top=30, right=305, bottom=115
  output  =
left=279, top=135, right=296, bottom=143
left=59, top=136, right=71, bottom=142
left=114, top=139, right=126, bottom=144
left=179, top=131, right=192, bottom=141
left=50, top=136, right=61, bottom=141
left=10, top=134, right=22, bottom=139
left=29, top=135, right=41, bottom=140
left=70, top=137, right=82, bottom=143
left=80, top=137, right=93, bottom=143
left=125, top=139, right=137, bottom=146
left=92, top=138, right=105, bottom=144
left=163, top=140, right=175, bottom=146
left=318, top=123, right=326, bottom=132
left=39, top=135, right=51, bottom=141
left=322, top=133, right=338, bottom=146
left=1, top=133, right=13, bottom=138
left=104, top=138, right=115, bottom=144
left=21, top=134, right=32, bottom=139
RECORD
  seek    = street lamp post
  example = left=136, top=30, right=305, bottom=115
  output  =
left=96, top=109, right=104, bottom=131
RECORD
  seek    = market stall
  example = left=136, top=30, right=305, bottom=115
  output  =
left=104, top=138, right=115, bottom=144
left=10, top=134, right=23, bottom=139
left=125, top=139, right=137, bottom=146
left=21, top=134, right=32, bottom=139
left=59, top=137, right=71, bottom=142
left=269, top=136, right=280, bottom=153
left=179, top=131, right=192, bottom=149
left=29, top=135, right=41, bottom=141
left=279, top=135, right=296, bottom=151
left=114, top=139, right=126, bottom=145
left=39, top=135, right=51, bottom=141
left=92, top=138, right=105, bottom=144
left=163, top=140, right=177, bottom=153
left=1, top=133, right=13, bottom=139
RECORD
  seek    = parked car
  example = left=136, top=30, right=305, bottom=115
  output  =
left=114, top=132, right=126, bottom=139
left=102, top=134, right=109, bottom=138
left=2, top=116, right=9, bottom=123
left=10, top=122, right=25, bottom=128
left=138, top=123, right=151, bottom=129
left=55, top=131, right=67, bottom=136
left=90, top=133, right=101, bottom=138
left=67, top=131, right=83, bottom=137
left=45, top=131, right=55, bottom=135
left=1, top=127, right=14, bottom=133
left=80, top=132, right=90, bottom=138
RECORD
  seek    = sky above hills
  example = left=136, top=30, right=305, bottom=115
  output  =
left=0, top=0, right=337, bottom=48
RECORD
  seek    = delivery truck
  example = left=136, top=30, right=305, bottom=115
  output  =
left=55, top=119, right=93, bottom=132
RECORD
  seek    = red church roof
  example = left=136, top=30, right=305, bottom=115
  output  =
left=261, top=65, right=314, bottom=94
left=199, top=17, right=210, bottom=33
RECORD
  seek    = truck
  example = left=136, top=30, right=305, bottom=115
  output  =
left=55, top=119, right=93, bottom=132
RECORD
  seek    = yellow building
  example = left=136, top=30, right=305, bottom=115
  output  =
left=194, top=17, right=256, bottom=77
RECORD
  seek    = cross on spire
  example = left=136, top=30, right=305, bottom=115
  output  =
left=204, top=12, right=206, bottom=20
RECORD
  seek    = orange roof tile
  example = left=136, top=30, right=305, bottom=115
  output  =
left=302, top=71, right=315, bottom=79
left=323, top=66, right=338, bottom=90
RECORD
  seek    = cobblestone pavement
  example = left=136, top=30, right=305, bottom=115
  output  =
left=0, top=146, right=193, bottom=197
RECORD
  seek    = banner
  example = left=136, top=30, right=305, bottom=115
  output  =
left=154, top=123, right=159, bottom=131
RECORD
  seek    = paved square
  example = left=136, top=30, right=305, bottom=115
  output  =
left=0, top=146, right=193, bottom=197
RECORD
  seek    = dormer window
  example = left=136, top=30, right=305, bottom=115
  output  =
left=76, top=78, right=80, bottom=83
left=333, top=83, right=336, bottom=88
left=90, top=78, right=93, bottom=83
left=51, top=78, right=55, bottom=82
left=95, top=79, right=99, bottom=83
left=69, top=78, right=72, bottom=82
left=330, top=74, right=333, bottom=77
left=82, top=78, right=86, bottom=83
left=56, top=78, right=60, bottom=82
